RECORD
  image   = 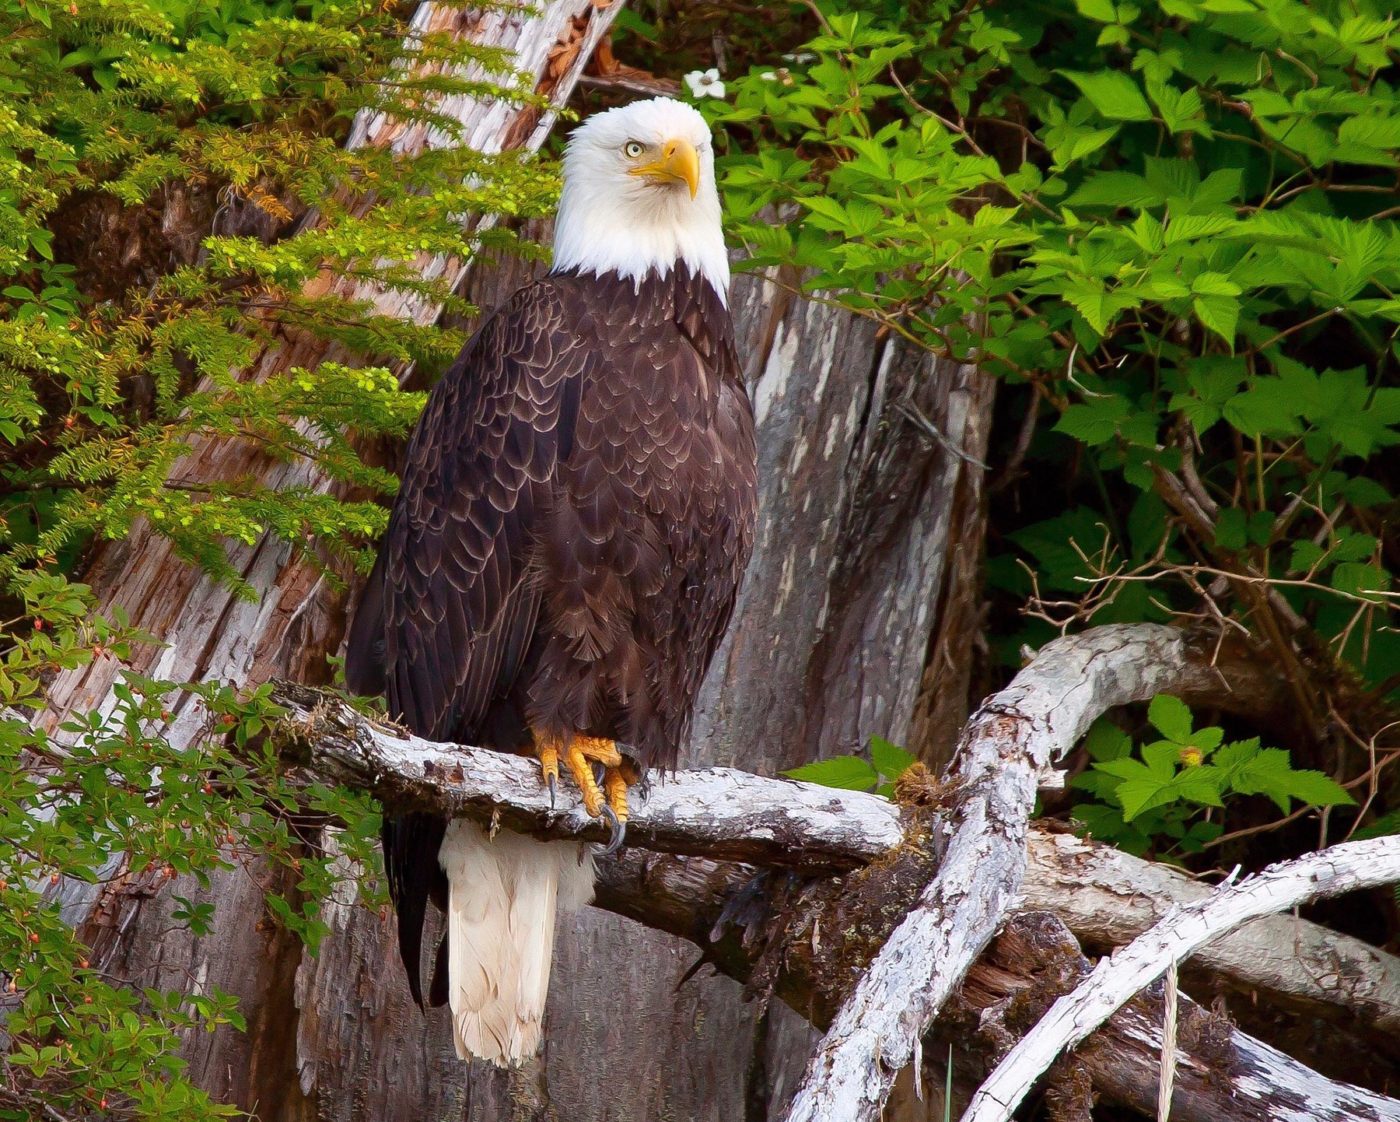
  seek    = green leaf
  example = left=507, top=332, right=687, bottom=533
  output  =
left=1060, top=69, right=1154, bottom=121
left=1193, top=294, right=1240, bottom=346
left=1147, top=694, right=1193, bottom=742
left=1074, top=0, right=1118, bottom=20
left=1213, top=507, right=1247, bottom=550
left=1063, top=285, right=1140, bottom=334
left=1141, top=739, right=1183, bottom=778
left=1225, top=381, right=1300, bottom=436
left=783, top=755, right=879, bottom=791
left=1284, top=770, right=1355, bottom=807
left=1118, top=777, right=1178, bottom=821
left=1083, top=718, right=1132, bottom=761
left=870, top=736, right=918, bottom=779
left=1057, top=395, right=1130, bottom=443
left=1063, top=171, right=1160, bottom=208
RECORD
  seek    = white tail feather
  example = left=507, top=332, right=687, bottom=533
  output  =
left=439, top=820, right=594, bottom=1065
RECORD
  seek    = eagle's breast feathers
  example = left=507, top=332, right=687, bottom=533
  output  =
left=342, top=96, right=757, bottom=1064
left=368, top=265, right=756, bottom=767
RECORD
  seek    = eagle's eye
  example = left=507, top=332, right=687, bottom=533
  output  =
left=623, top=141, right=646, bottom=159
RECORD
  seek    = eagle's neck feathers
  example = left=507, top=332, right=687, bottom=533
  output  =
left=551, top=161, right=730, bottom=307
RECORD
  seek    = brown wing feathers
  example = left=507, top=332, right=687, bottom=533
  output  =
left=345, top=266, right=757, bottom=1006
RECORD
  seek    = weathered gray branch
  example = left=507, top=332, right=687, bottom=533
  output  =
left=272, top=681, right=1400, bottom=1053
left=272, top=683, right=904, bottom=871
left=1024, top=830, right=1400, bottom=1051
left=783, top=623, right=1227, bottom=1122
left=966, top=836, right=1400, bottom=1122
left=267, top=621, right=1400, bottom=1120
left=592, top=856, right=1400, bottom=1122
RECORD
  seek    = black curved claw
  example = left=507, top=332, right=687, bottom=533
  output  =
left=546, top=773, right=557, bottom=809
left=597, top=803, right=626, bottom=857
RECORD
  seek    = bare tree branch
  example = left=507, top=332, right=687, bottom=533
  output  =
left=783, top=624, right=1219, bottom=1122
left=594, top=856, right=1400, bottom=1122
left=271, top=682, right=905, bottom=871
left=965, top=837, right=1400, bottom=1122
left=270, top=678, right=1400, bottom=1050
left=261, top=623, right=1400, bottom=1122
left=1025, top=830, right=1400, bottom=1048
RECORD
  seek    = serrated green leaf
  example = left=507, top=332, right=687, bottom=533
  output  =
left=1063, top=171, right=1160, bottom=208
left=1060, top=69, right=1154, bottom=121
left=1142, top=739, right=1182, bottom=778
left=783, top=755, right=879, bottom=791
left=1083, top=718, right=1132, bottom=761
left=1284, top=770, right=1355, bottom=807
left=1094, top=757, right=1155, bottom=782
left=870, top=735, right=918, bottom=779
left=1057, top=396, right=1130, bottom=443
left=1118, top=777, right=1178, bottom=821
left=1193, top=294, right=1239, bottom=346
left=1224, top=382, right=1300, bottom=436
left=1148, top=694, right=1193, bottom=742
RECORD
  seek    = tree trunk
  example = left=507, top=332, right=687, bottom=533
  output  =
left=39, top=6, right=996, bottom=1117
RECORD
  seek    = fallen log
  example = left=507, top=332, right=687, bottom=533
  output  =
left=594, top=856, right=1400, bottom=1122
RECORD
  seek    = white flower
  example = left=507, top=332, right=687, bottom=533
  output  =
left=683, top=68, right=726, bottom=100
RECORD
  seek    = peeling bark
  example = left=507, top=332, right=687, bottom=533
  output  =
left=599, top=848, right=1400, bottom=1122
left=272, top=683, right=908, bottom=870
left=263, top=673, right=1400, bottom=1056
left=257, top=621, right=1400, bottom=1122
left=966, top=836, right=1400, bottom=1122
left=784, top=625, right=1218, bottom=1122
left=1023, top=829, right=1400, bottom=1064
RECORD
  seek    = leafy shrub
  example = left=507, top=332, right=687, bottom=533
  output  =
left=685, top=0, right=1398, bottom=846
left=1072, top=695, right=1352, bottom=858
left=705, top=0, right=1397, bottom=678
left=0, top=0, right=559, bottom=1114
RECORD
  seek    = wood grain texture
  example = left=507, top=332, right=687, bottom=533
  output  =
left=271, top=682, right=908, bottom=869
left=786, top=625, right=1216, bottom=1122
left=967, top=836, right=1400, bottom=1122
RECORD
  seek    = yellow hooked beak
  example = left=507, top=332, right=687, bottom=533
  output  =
left=629, top=137, right=700, bottom=199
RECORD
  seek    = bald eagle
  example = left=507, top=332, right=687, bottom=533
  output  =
left=345, top=98, right=758, bottom=1064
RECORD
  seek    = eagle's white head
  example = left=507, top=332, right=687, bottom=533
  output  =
left=553, top=97, right=729, bottom=305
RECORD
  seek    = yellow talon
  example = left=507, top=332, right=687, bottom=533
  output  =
left=562, top=739, right=607, bottom=818
left=533, top=732, right=639, bottom=852
left=603, top=766, right=631, bottom=823
left=535, top=737, right=561, bottom=805
left=537, top=740, right=559, bottom=783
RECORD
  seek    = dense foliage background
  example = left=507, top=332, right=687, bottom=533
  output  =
left=1, top=0, right=1396, bottom=1116
left=658, top=0, right=1397, bottom=867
